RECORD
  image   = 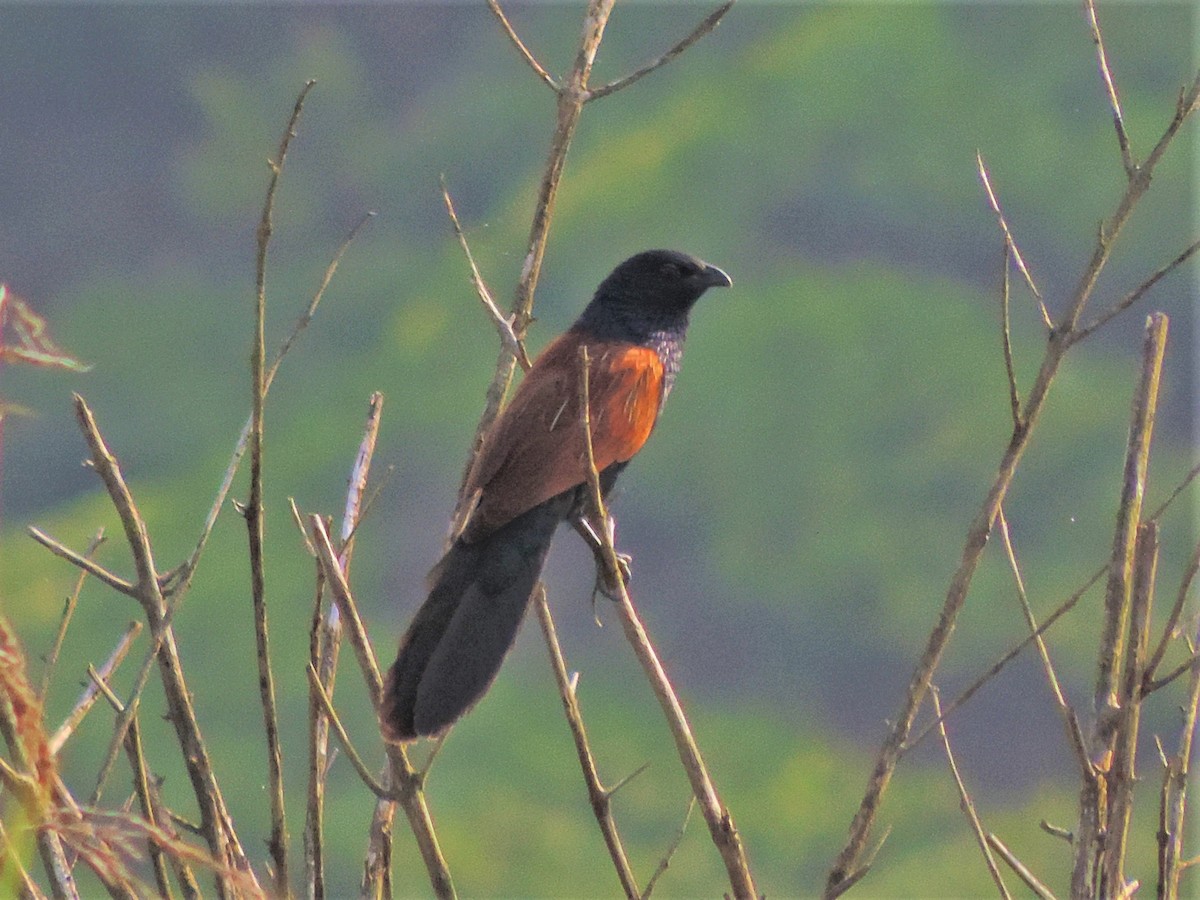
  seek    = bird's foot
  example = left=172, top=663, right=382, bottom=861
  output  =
left=592, top=551, right=632, bottom=603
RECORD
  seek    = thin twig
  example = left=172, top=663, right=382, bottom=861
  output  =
left=976, top=152, right=1050, bottom=329
left=995, top=506, right=1092, bottom=776
left=306, top=663, right=389, bottom=799
left=986, top=833, right=1057, bottom=900
left=998, top=241, right=1022, bottom=430
left=588, top=1, right=734, bottom=100
left=440, top=177, right=530, bottom=372
left=27, top=527, right=134, bottom=597
left=577, top=346, right=757, bottom=899
left=1158, top=606, right=1200, bottom=897
left=642, top=798, right=695, bottom=900
left=486, top=0, right=559, bottom=90
left=535, top=587, right=640, bottom=899
left=930, top=687, right=1011, bottom=899
left=84, top=666, right=176, bottom=899
left=245, top=80, right=317, bottom=900
left=49, top=621, right=143, bottom=755
left=903, top=561, right=1105, bottom=756
left=1069, top=238, right=1200, bottom=347
left=1084, top=0, right=1135, bottom=177
left=39, top=529, right=106, bottom=700
left=1143, top=533, right=1200, bottom=689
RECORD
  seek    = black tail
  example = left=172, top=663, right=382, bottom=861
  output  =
left=381, top=493, right=572, bottom=741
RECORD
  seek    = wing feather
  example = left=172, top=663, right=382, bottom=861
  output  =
left=460, top=333, right=663, bottom=542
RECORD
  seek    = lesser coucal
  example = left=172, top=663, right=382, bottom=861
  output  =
left=381, top=249, right=731, bottom=742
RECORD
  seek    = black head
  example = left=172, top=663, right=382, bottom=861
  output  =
left=593, top=249, right=731, bottom=315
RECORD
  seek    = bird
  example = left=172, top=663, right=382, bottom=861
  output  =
left=381, top=249, right=731, bottom=742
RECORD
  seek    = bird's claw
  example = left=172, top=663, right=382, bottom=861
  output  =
left=593, top=551, right=632, bottom=602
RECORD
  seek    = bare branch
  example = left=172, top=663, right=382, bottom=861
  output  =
left=976, top=152, right=1051, bottom=329
left=930, top=687, right=1011, bottom=899
left=440, top=176, right=531, bottom=372
left=486, top=0, right=559, bottom=91
left=998, top=241, right=1022, bottom=431
left=1069, top=237, right=1200, bottom=347
left=995, top=506, right=1092, bottom=776
left=588, top=1, right=735, bottom=100
left=71, top=393, right=255, bottom=890
left=39, top=529, right=107, bottom=700
left=49, top=621, right=143, bottom=755
left=1084, top=0, right=1135, bottom=177
left=306, top=664, right=390, bottom=800
left=1143, top=532, right=1200, bottom=690
left=309, top=516, right=383, bottom=706
left=986, top=833, right=1056, bottom=900
left=265, top=209, right=375, bottom=389
left=642, top=798, right=695, bottom=900
left=535, top=587, right=640, bottom=899
left=27, top=527, right=134, bottom=596
left=248, top=83, right=317, bottom=900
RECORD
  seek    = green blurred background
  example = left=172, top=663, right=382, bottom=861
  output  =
left=1, top=2, right=1196, bottom=896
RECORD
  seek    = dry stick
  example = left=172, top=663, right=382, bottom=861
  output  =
left=305, top=392, right=383, bottom=900
left=39, top=529, right=106, bottom=700
left=307, top=517, right=455, bottom=899
left=903, top=562, right=1105, bottom=756
left=985, top=834, right=1056, bottom=900
left=486, top=0, right=559, bottom=90
left=440, top=178, right=530, bottom=373
left=306, top=664, right=389, bottom=799
left=1073, top=314, right=1167, bottom=899
left=1084, top=0, right=1135, bottom=177
left=587, top=1, right=734, bottom=100
left=1143, top=534, right=1200, bottom=691
left=908, top=443, right=1200, bottom=756
left=1069, top=238, right=1200, bottom=347
left=998, top=241, right=1022, bottom=431
left=49, top=621, right=142, bottom=755
left=70, top=395, right=255, bottom=896
left=534, top=587, right=640, bottom=899
left=643, top=798, right=695, bottom=900
left=929, top=687, right=1011, bottom=899
left=826, top=67, right=1197, bottom=894
left=245, top=80, right=316, bottom=900
left=1158, top=629, right=1200, bottom=898
left=1105, top=522, right=1158, bottom=895
left=86, top=665, right=177, bottom=899
left=577, top=347, right=757, bottom=899
left=977, top=152, right=1051, bottom=330
left=995, top=507, right=1092, bottom=776
left=27, top=528, right=134, bottom=597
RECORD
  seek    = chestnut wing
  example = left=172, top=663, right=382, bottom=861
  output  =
left=461, top=334, right=664, bottom=542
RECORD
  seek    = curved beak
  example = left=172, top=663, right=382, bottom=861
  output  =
left=701, top=262, right=732, bottom=289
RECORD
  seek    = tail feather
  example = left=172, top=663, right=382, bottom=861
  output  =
left=381, top=492, right=573, bottom=742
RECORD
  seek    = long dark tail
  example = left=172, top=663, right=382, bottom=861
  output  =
left=381, top=493, right=572, bottom=742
